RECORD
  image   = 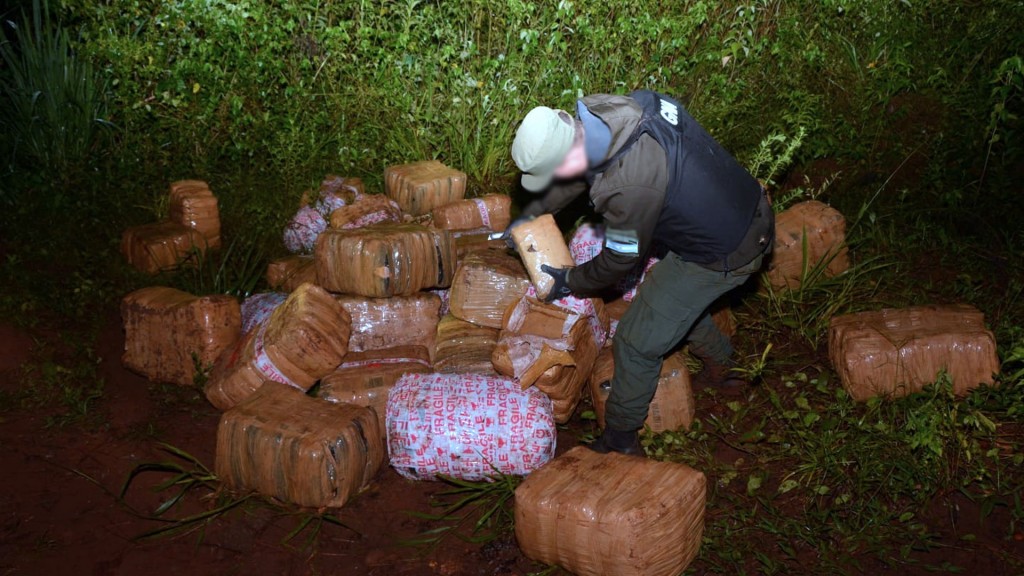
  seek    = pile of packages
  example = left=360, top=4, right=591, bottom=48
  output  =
left=120, top=173, right=999, bottom=576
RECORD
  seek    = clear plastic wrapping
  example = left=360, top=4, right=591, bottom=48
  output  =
left=768, top=200, right=850, bottom=290
left=265, top=255, right=317, bottom=292
left=828, top=304, right=999, bottom=401
left=216, top=384, right=383, bottom=508
left=204, top=283, right=351, bottom=410
left=384, top=160, right=467, bottom=216
left=315, top=223, right=456, bottom=297
left=510, top=214, right=576, bottom=300
left=433, top=314, right=500, bottom=375
left=329, top=193, right=403, bottom=229
left=514, top=446, right=706, bottom=576
left=168, top=180, right=221, bottom=250
left=121, top=286, right=241, bottom=386
left=431, top=194, right=511, bottom=232
left=121, top=220, right=204, bottom=274
left=449, top=250, right=531, bottom=329
left=333, top=292, right=441, bottom=357
left=385, top=372, right=556, bottom=481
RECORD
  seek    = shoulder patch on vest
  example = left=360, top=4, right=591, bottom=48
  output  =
left=604, top=228, right=640, bottom=256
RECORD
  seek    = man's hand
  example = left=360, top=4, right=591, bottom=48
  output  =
left=500, top=216, right=534, bottom=250
left=540, top=264, right=573, bottom=302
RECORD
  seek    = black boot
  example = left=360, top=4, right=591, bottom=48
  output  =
left=588, top=427, right=643, bottom=457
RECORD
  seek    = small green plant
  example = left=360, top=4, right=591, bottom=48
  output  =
left=0, top=0, right=111, bottom=180
left=403, top=472, right=521, bottom=550
left=165, top=236, right=267, bottom=299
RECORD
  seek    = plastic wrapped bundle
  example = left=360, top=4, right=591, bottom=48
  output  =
left=384, top=160, right=467, bottom=216
left=431, top=194, right=511, bottom=232
left=767, top=200, right=850, bottom=290
left=589, top=349, right=694, bottom=432
left=510, top=215, right=576, bottom=301
left=828, top=304, right=999, bottom=401
left=240, top=292, right=288, bottom=334
left=121, top=221, right=205, bottom=274
left=283, top=205, right=327, bottom=254
left=266, top=255, right=317, bottom=292
left=334, top=293, right=441, bottom=358
left=204, top=283, right=351, bottom=410
left=121, top=287, right=241, bottom=386
left=215, top=384, right=383, bottom=508
left=315, top=223, right=457, bottom=297
left=315, top=175, right=364, bottom=214
left=453, top=230, right=510, bottom=259
left=449, top=250, right=531, bottom=329
left=433, top=315, right=500, bottom=375
left=319, top=346, right=433, bottom=441
left=328, top=193, right=403, bottom=229
left=492, top=295, right=606, bottom=423
left=386, top=372, right=556, bottom=481
left=169, top=180, right=221, bottom=250
left=514, top=446, right=706, bottom=576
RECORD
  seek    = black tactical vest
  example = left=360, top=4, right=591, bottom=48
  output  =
left=588, top=90, right=763, bottom=267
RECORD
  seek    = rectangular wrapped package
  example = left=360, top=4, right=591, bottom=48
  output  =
left=433, top=314, right=500, bottom=376
left=328, top=193, right=403, bottom=230
left=430, top=194, right=511, bottom=232
left=216, top=384, right=383, bottom=508
left=515, top=446, right=706, bottom=576
left=315, top=223, right=457, bottom=297
left=121, top=287, right=241, bottom=386
left=121, top=221, right=205, bottom=274
left=333, top=293, right=441, bottom=358
left=767, top=200, right=850, bottom=290
left=829, top=304, right=999, bottom=401
left=386, top=372, right=556, bottom=481
left=449, top=250, right=531, bottom=329
left=266, top=255, right=317, bottom=292
left=169, top=180, right=221, bottom=250
left=384, top=160, right=467, bottom=216
left=510, top=214, right=576, bottom=301
left=492, top=296, right=607, bottom=423
left=204, top=283, right=351, bottom=410
left=589, top=348, right=695, bottom=432
left=452, top=230, right=510, bottom=259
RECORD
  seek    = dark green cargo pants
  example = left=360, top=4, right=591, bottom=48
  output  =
left=605, top=251, right=765, bottom=431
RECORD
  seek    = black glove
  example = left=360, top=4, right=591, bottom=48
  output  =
left=540, top=264, right=573, bottom=302
left=501, top=216, right=534, bottom=250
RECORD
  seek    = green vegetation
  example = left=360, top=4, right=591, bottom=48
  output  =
left=1, top=0, right=1022, bottom=572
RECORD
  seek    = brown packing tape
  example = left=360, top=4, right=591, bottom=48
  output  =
left=431, top=194, right=512, bottom=232
left=449, top=250, right=531, bottom=329
left=121, top=221, right=206, bottom=274
left=121, top=287, right=241, bottom=386
left=828, top=304, right=999, bottom=401
left=384, top=160, right=468, bottom=216
left=434, top=314, right=500, bottom=375
left=203, top=283, right=351, bottom=410
left=328, top=193, right=402, bottom=229
left=767, top=200, right=850, bottom=290
left=510, top=214, right=575, bottom=301
left=266, top=255, right=318, bottom=292
left=315, top=224, right=456, bottom=297
left=333, top=293, right=441, bottom=360
left=215, top=384, right=384, bottom=509
left=514, top=446, right=706, bottom=576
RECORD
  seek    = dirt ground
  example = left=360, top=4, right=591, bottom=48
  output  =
left=2, top=312, right=1023, bottom=576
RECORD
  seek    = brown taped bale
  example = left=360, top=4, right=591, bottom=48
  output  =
left=121, top=287, right=241, bottom=386
left=121, top=221, right=205, bottom=274
left=204, top=283, right=351, bottom=410
left=319, top=346, right=432, bottom=441
left=384, top=160, right=467, bottom=216
left=452, top=230, right=510, bottom=259
left=168, top=180, right=221, bottom=250
left=492, top=297, right=607, bottom=423
left=328, top=193, right=402, bottom=229
left=767, top=200, right=850, bottom=290
left=315, top=223, right=457, bottom=297
left=433, top=314, right=500, bottom=375
left=215, top=385, right=383, bottom=508
left=589, top=349, right=695, bottom=432
left=333, top=293, right=441, bottom=358
left=514, top=446, right=706, bottom=576
left=510, top=214, right=575, bottom=301
left=430, top=194, right=511, bottom=232
left=266, top=255, right=317, bottom=292
left=449, top=250, right=531, bottom=329
left=828, top=304, right=999, bottom=401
